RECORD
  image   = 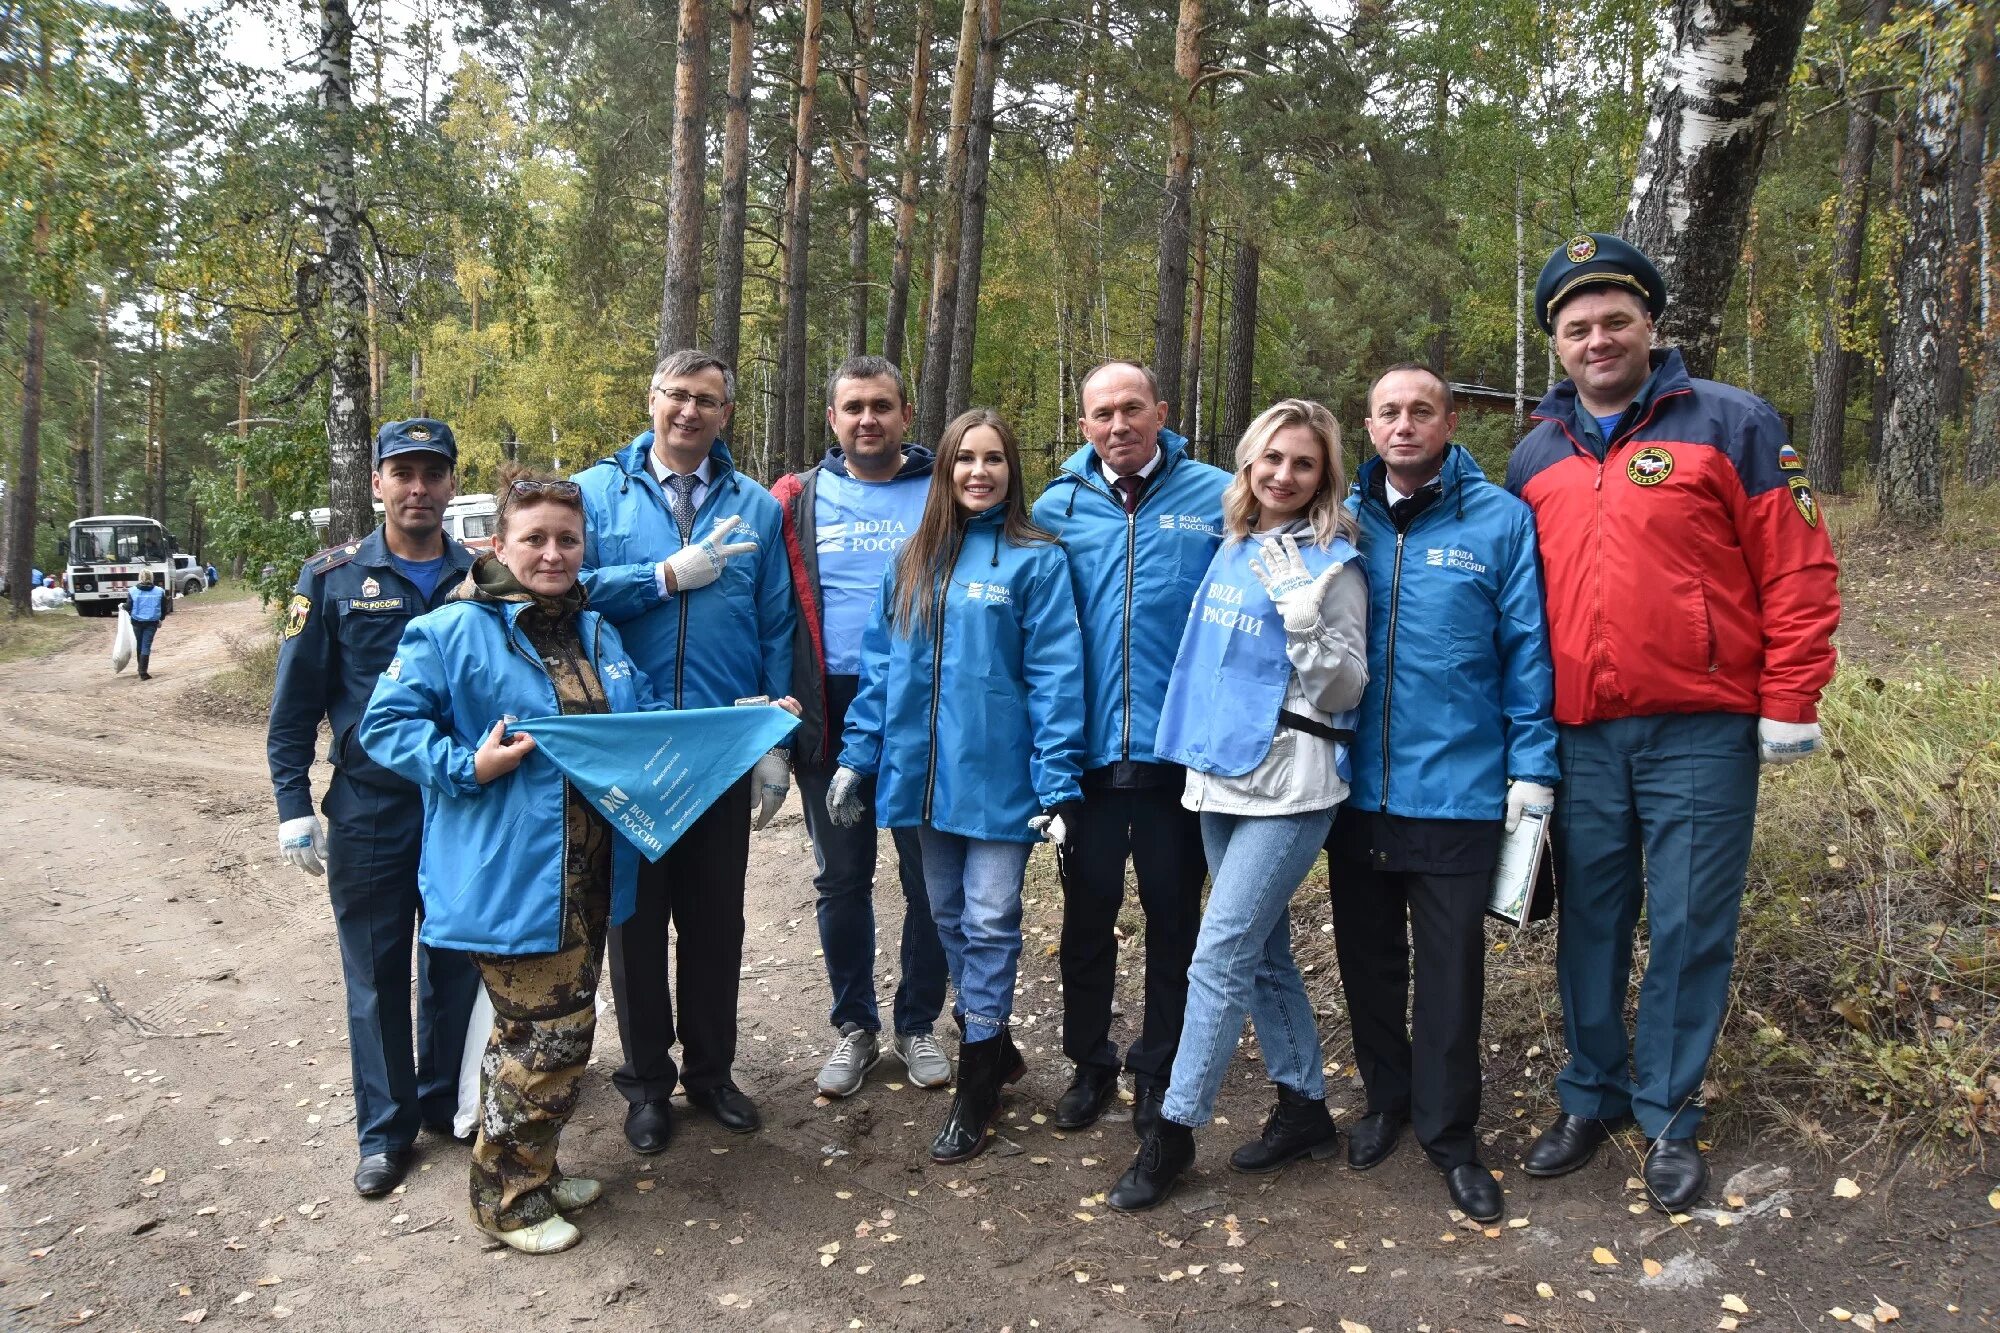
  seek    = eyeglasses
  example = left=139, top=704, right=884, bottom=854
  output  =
left=509, top=478, right=582, bottom=500
left=651, top=386, right=728, bottom=412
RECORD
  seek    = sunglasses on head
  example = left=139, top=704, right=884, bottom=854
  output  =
left=509, top=478, right=582, bottom=500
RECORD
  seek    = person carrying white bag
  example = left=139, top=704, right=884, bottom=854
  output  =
left=111, top=604, right=137, bottom=674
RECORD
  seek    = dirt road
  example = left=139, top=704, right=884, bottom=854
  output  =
left=1, top=597, right=1993, bottom=1332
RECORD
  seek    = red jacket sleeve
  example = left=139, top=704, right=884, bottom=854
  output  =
left=1730, top=405, right=1840, bottom=722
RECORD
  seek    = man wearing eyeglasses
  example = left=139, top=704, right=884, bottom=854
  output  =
left=574, top=349, right=797, bottom=1151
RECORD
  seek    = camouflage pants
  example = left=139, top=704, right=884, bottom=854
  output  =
left=469, top=876, right=610, bottom=1232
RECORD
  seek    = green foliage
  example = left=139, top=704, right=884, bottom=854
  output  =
left=188, top=426, right=328, bottom=605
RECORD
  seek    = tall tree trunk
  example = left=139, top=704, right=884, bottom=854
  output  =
left=7, top=300, right=45, bottom=616
left=1181, top=212, right=1208, bottom=439
left=147, top=316, right=165, bottom=523
left=1622, top=0, right=1813, bottom=379
left=843, top=0, right=877, bottom=358
left=91, top=296, right=108, bottom=515
left=944, top=0, right=1000, bottom=423
left=659, top=0, right=710, bottom=356
left=1805, top=0, right=1889, bottom=496
left=1514, top=171, right=1527, bottom=439
left=316, top=0, right=375, bottom=545
left=778, top=0, right=824, bottom=472
left=915, top=0, right=979, bottom=444
left=883, top=0, right=932, bottom=371
left=1968, top=7, right=2000, bottom=484
left=711, top=0, right=754, bottom=369
left=1879, top=33, right=1961, bottom=531
left=1945, top=36, right=1990, bottom=422
left=1219, top=236, right=1259, bottom=450
left=1152, top=0, right=1201, bottom=425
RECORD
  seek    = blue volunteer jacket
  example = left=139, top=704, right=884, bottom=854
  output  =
left=573, top=437, right=794, bottom=710
left=1347, top=446, right=1559, bottom=820
left=127, top=585, right=167, bottom=622
left=1030, top=431, right=1229, bottom=772
left=839, top=506, right=1087, bottom=842
left=358, top=599, right=665, bottom=955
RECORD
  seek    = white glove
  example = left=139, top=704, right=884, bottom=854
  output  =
left=750, top=748, right=790, bottom=830
left=1504, top=780, right=1556, bottom=834
left=1758, top=718, right=1821, bottom=764
left=826, top=766, right=866, bottom=827
left=278, top=815, right=327, bottom=877
left=1027, top=811, right=1070, bottom=849
left=660, top=514, right=758, bottom=594
left=1250, top=533, right=1344, bottom=634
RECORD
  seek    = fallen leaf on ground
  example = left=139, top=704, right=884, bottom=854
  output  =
left=1338, top=1321, right=1372, bottom=1333
left=1721, top=1294, right=1750, bottom=1313
left=146, top=1169, right=168, bottom=1185
left=1832, top=1177, right=1862, bottom=1198
left=1873, top=1302, right=1900, bottom=1323
left=1535, top=1281, right=1554, bottom=1299
left=1642, top=1258, right=1664, bottom=1277
left=176, top=1312, right=205, bottom=1326
left=1501, top=1316, right=1530, bottom=1328
left=1591, top=1247, right=1619, bottom=1266
left=900, top=1274, right=924, bottom=1288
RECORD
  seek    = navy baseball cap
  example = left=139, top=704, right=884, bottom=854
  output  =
left=375, top=418, right=458, bottom=465
left=1534, top=233, right=1667, bottom=334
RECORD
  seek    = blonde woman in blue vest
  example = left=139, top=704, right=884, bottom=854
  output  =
left=1106, top=398, right=1369, bottom=1211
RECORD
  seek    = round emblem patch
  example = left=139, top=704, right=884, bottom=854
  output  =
left=1788, top=475, right=1819, bottom=528
left=1627, top=446, right=1674, bottom=486
left=1566, top=234, right=1597, bottom=263
left=407, top=423, right=433, bottom=442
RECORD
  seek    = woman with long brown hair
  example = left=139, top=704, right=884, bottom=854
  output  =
left=825, top=408, right=1087, bottom=1164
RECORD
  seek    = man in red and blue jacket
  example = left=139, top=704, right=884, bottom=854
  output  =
left=1505, top=234, right=1840, bottom=1213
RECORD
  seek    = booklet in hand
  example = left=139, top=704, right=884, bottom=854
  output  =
left=1487, top=808, right=1556, bottom=930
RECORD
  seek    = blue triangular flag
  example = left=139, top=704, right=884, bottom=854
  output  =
left=514, top=707, right=800, bottom=861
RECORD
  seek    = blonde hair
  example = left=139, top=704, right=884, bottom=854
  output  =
left=1221, top=399, right=1356, bottom=547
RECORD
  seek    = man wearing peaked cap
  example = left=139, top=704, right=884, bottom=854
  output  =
left=1505, top=235, right=1840, bottom=1214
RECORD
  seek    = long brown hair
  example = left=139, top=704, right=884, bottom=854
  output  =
left=1220, top=399, right=1357, bottom=548
left=889, top=408, right=1056, bottom=635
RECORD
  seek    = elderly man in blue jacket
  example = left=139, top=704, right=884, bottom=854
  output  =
left=1031, top=360, right=1230, bottom=1136
left=573, top=348, right=795, bottom=1150
left=1326, top=364, right=1558, bottom=1224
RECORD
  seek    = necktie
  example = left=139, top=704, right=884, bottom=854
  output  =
left=666, top=473, right=699, bottom=543
left=1112, top=474, right=1143, bottom=514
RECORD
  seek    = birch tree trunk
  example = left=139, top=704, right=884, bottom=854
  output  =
left=1182, top=212, right=1208, bottom=439
left=944, top=0, right=1001, bottom=423
left=1622, top=0, right=1812, bottom=379
left=779, top=0, right=825, bottom=472
left=1219, top=237, right=1259, bottom=450
left=1152, top=0, right=1201, bottom=425
left=1804, top=0, right=1888, bottom=496
left=658, top=0, right=710, bottom=356
left=1513, top=172, right=1527, bottom=439
left=844, top=0, right=876, bottom=359
left=883, top=0, right=932, bottom=371
left=915, top=0, right=979, bottom=444
left=316, top=0, right=375, bottom=546
left=710, top=0, right=754, bottom=370
left=1879, top=36, right=1961, bottom=531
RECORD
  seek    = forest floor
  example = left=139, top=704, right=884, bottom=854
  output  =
left=2, top=523, right=1997, bottom=1333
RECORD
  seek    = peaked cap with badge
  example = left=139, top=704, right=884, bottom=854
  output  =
left=376, top=417, right=459, bottom=465
left=1533, top=233, right=1668, bottom=334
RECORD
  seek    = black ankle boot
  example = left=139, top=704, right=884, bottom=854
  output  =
left=1108, top=1120, right=1195, bottom=1212
left=1229, top=1084, right=1340, bottom=1174
left=931, top=1033, right=1008, bottom=1164
left=137, top=654, right=150, bottom=680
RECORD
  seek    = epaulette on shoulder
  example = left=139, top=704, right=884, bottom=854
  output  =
left=305, top=542, right=361, bottom=576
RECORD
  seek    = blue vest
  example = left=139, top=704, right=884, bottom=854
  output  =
left=1155, top=532, right=1360, bottom=779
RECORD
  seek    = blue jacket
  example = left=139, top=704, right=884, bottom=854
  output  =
left=1030, top=431, right=1229, bottom=772
left=839, top=506, right=1087, bottom=842
left=1347, top=446, right=1558, bottom=820
left=358, top=598, right=665, bottom=955
left=573, top=437, right=794, bottom=711
left=127, top=585, right=167, bottom=622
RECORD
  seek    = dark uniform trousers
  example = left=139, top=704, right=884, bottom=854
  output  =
left=607, top=774, right=753, bottom=1100
left=1059, top=776, right=1206, bottom=1087
left=324, top=771, right=481, bottom=1154
left=1326, top=809, right=1501, bottom=1171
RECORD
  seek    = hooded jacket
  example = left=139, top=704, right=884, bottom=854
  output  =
left=1505, top=349, right=1840, bottom=727
left=838, top=505, right=1087, bottom=842
left=1347, top=446, right=1559, bottom=820
left=357, top=572, right=666, bottom=955
left=771, top=443, right=936, bottom=765
left=1029, top=430, right=1230, bottom=774
left=572, top=436, right=794, bottom=711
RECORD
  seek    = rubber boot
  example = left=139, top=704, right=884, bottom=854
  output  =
left=931, top=1033, right=1008, bottom=1164
left=137, top=653, right=150, bottom=680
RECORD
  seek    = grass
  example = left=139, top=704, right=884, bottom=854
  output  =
left=188, top=615, right=283, bottom=722
left=0, top=604, right=89, bottom=665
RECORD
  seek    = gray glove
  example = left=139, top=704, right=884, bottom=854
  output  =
left=826, top=766, right=866, bottom=827
left=750, top=748, right=790, bottom=830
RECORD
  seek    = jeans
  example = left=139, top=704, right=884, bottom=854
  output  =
left=132, top=619, right=160, bottom=657
left=916, top=828, right=1031, bottom=1045
left=1162, top=807, right=1335, bottom=1129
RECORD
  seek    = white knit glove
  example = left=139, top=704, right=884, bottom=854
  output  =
left=826, top=766, right=866, bottom=827
left=1250, top=533, right=1344, bottom=634
left=1758, top=718, right=1821, bottom=764
left=277, top=816, right=327, bottom=877
left=1504, top=780, right=1556, bottom=834
left=660, top=515, right=757, bottom=593
left=750, top=748, right=790, bottom=830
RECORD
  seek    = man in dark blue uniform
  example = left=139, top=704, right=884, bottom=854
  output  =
left=267, top=419, right=481, bottom=1198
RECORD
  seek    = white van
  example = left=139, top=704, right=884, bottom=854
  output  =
left=445, top=494, right=498, bottom=552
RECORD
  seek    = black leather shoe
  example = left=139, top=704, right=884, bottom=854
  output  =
left=1643, top=1138, right=1707, bottom=1212
left=1521, top=1113, right=1612, bottom=1177
left=1108, top=1121, right=1195, bottom=1212
left=1345, top=1110, right=1405, bottom=1171
left=1230, top=1085, right=1340, bottom=1174
left=1446, top=1161, right=1504, bottom=1222
left=353, top=1149, right=412, bottom=1197
left=686, top=1083, right=761, bottom=1134
left=1131, top=1080, right=1166, bottom=1140
left=624, top=1099, right=674, bottom=1154
left=1053, top=1065, right=1119, bottom=1130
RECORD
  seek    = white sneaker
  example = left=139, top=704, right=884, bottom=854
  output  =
left=892, top=1032, right=953, bottom=1089
left=480, top=1213, right=581, bottom=1255
left=550, top=1177, right=602, bottom=1212
left=817, top=1024, right=882, bottom=1097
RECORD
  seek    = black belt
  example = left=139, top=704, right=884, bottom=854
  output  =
left=1278, top=709, right=1353, bottom=744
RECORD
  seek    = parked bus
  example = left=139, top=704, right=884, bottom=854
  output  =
left=297, top=494, right=495, bottom=552
left=65, top=515, right=177, bottom=618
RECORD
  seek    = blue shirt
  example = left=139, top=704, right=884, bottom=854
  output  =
left=1592, top=411, right=1623, bottom=441
left=390, top=553, right=448, bottom=603
left=814, top=471, right=930, bottom=675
